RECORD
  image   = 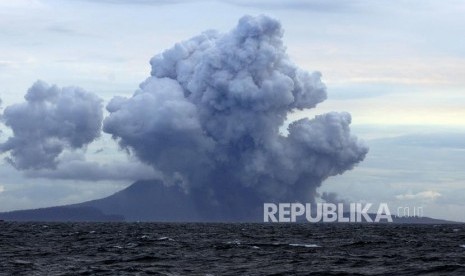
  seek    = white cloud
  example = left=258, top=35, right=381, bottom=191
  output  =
left=0, top=0, right=44, bottom=9
left=396, top=190, right=442, bottom=201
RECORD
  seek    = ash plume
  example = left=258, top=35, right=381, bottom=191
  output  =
left=103, top=15, right=368, bottom=219
left=24, top=152, right=161, bottom=181
left=321, top=192, right=346, bottom=204
left=0, top=81, right=103, bottom=170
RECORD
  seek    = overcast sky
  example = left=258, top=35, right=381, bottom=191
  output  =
left=1, top=0, right=464, bottom=221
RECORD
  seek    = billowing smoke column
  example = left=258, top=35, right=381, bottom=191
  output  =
left=0, top=81, right=103, bottom=170
left=104, top=15, right=368, bottom=219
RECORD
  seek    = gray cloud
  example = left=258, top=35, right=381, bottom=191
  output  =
left=224, top=0, right=363, bottom=13
left=25, top=158, right=161, bottom=182
left=321, top=191, right=346, bottom=204
left=73, top=0, right=361, bottom=11
left=0, top=61, right=12, bottom=69
left=0, top=97, right=2, bottom=134
left=370, top=133, right=465, bottom=149
left=73, top=0, right=185, bottom=5
left=0, top=81, right=103, bottom=170
left=46, top=24, right=93, bottom=38
left=103, top=15, right=368, bottom=218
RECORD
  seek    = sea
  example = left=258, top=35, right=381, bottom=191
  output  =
left=1, top=222, right=465, bottom=275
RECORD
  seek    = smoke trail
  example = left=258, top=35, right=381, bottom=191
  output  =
left=104, top=15, right=368, bottom=219
left=0, top=81, right=103, bottom=170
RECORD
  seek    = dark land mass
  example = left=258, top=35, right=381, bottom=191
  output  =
left=0, top=180, right=462, bottom=224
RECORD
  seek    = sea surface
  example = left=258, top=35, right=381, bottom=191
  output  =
left=1, top=222, right=465, bottom=275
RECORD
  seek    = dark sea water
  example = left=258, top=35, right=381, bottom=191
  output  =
left=1, top=223, right=465, bottom=275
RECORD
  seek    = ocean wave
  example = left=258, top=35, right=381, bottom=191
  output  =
left=289, top=243, right=320, bottom=248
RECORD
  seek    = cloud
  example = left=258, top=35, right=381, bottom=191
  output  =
left=72, top=0, right=185, bottom=5
left=0, top=0, right=44, bottom=9
left=371, top=133, right=465, bottom=149
left=0, top=97, right=2, bottom=134
left=25, top=158, right=161, bottom=181
left=320, top=191, right=347, bottom=204
left=0, top=60, right=14, bottom=69
left=103, top=15, right=368, bottom=218
left=0, top=80, right=103, bottom=170
left=224, top=0, right=362, bottom=12
left=396, top=190, right=442, bottom=201
left=46, top=24, right=92, bottom=37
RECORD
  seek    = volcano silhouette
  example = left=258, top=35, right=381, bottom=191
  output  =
left=0, top=180, right=262, bottom=222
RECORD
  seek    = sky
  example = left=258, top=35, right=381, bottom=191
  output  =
left=0, top=0, right=464, bottom=221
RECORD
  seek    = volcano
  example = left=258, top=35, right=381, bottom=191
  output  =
left=0, top=180, right=262, bottom=222
left=0, top=180, right=461, bottom=224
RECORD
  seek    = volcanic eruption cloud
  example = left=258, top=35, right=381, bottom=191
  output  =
left=103, top=15, right=368, bottom=219
left=0, top=81, right=103, bottom=170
